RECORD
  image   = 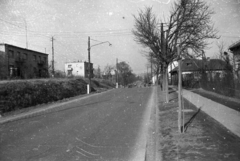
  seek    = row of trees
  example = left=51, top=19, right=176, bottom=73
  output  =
left=94, top=61, right=138, bottom=86
left=132, top=0, right=218, bottom=102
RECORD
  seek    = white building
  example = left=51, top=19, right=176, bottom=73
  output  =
left=65, top=61, right=93, bottom=78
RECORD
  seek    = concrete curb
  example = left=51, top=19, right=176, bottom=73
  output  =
left=144, top=86, right=162, bottom=161
left=130, top=86, right=157, bottom=161
left=0, top=89, right=113, bottom=124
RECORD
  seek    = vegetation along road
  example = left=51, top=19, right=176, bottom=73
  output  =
left=0, top=87, right=156, bottom=161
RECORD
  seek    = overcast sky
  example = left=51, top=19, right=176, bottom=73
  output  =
left=0, top=0, right=240, bottom=74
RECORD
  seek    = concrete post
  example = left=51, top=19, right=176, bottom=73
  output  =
left=87, top=84, right=90, bottom=94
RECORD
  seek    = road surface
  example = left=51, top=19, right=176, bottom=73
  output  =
left=0, top=87, right=155, bottom=161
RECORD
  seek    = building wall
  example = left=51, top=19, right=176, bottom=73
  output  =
left=233, top=48, right=240, bottom=69
left=231, top=47, right=240, bottom=79
left=0, top=50, right=8, bottom=79
left=0, top=44, right=48, bottom=79
left=65, top=62, right=93, bottom=78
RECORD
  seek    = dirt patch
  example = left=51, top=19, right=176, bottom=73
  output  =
left=158, top=91, right=240, bottom=161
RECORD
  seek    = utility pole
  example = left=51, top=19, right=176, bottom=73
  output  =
left=88, top=36, right=91, bottom=92
left=116, top=58, right=118, bottom=88
left=25, top=24, right=28, bottom=49
left=51, top=36, right=55, bottom=77
left=151, top=54, right=152, bottom=83
left=161, top=23, right=164, bottom=91
left=177, top=46, right=183, bottom=133
left=24, top=19, right=28, bottom=49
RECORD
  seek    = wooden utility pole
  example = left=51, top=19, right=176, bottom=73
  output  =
left=116, top=58, right=118, bottom=88
left=177, top=46, right=183, bottom=133
left=88, top=36, right=91, bottom=92
left=161, top=23, right=164, bottom=91
left=51, top=36, right=55, bottom=77
left=25, top=22, right=28, bottom=49
left=151, top=54, right=152, bottom=83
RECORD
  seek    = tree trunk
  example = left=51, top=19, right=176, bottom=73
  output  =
left=164, top=66, right=169, bottom=103
left=165, top=67, right=169, bottom=103
left=162, top=69, right=166, bottom=91
left=155, top=66, right=159, bottom=86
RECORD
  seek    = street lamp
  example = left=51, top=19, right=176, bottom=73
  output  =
left=87, top=36, right=112, bottom=93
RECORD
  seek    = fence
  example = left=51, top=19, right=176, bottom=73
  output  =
left=180, top=72, right=240, bottom=99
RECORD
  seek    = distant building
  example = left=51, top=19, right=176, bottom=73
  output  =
left=229, top=40, right=240, bottom=77
left=0, top=43, right=48, bottom=79
left=169, top=58, right=228, bottom=85
left=65, top=61, right=93, bottom=78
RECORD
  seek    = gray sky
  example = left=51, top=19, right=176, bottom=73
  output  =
left=0, top=0, right=240, bottom=74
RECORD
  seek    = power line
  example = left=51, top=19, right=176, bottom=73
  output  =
left=0, top=18, right=23, bottom=29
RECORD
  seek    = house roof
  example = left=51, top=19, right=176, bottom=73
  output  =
left=229, top=40, right=240, bottom=51
left=170, top=59, right=227, bottom=73
left=0, top=43, right=48, bottom=55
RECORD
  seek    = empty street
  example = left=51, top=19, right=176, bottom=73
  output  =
left=0, top=87, right=155, bottom=161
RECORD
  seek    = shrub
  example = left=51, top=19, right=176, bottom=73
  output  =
left=0, top=78, right=88, bottom=113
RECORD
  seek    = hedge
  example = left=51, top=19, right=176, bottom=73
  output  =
left=0, top=78, right=88, bottom=113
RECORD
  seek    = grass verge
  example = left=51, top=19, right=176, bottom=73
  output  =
left=158, top=89, right=240, bottom=161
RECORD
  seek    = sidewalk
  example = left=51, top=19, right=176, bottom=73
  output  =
left=181, top=88, right=240, bottom=138
left=191, top=88, right=240, bottom=112
left=158, top=87, right=240, bottom=160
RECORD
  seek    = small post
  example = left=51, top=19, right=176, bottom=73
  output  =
left=87, top=84, right=90, bottom=94
left=116, top=58, right=118, bottom=87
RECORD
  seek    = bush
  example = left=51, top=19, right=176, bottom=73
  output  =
left=0, top=78, right=87, bottom=113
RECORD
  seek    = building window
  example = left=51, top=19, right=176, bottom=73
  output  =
left=68, top=64, right=72, bottom=68
left=9, top=50, right=14, bottom=58
left=17, top=52, right=20, bottom=59
left=38, top=56, right=43, bottom=63
left=34, top=55, right=37, bottom=61
left=23, top=53, right=28, bottom=60
left=44, top=57, right=47, bottom=63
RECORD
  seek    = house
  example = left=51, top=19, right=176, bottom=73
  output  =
left=229, top=40, right=240, bottom=77
left=0, top=43, right=48, bottom=79
left=169, top=58, right=228, bottom=86
left=65, top=61, right=93, bottom=78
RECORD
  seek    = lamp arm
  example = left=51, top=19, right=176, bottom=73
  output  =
left=90, top=41, right=111, bottom=48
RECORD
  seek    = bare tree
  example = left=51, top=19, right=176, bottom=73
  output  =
left=133, top=0, right=218, bottom=102
left=94, top=65, right=102, bottom=78
left=103, top=64, right=115, bottom=80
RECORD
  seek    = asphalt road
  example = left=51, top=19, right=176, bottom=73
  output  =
left=0, top=87, right=154, bottom=161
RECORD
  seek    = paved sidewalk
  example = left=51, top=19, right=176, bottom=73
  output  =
left=192, top=88, right=240, bottom=112
left=159, top=88, right=240, bottom=160
left=181, top=88, right=240, bottom=138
